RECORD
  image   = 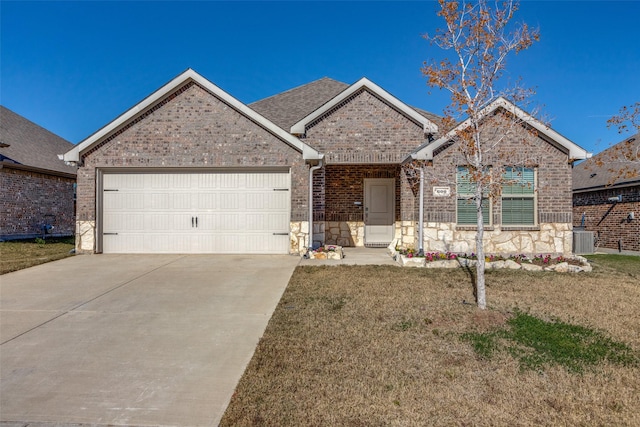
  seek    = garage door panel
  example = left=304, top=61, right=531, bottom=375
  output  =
left=104, top=233, right=144, bottom=253
left=104, top=213, right=145, bottom=232
left=218, top=193, right=240, bottom=210
left=196, top=193, right=217, bottom=210
left=172, top=193, right=193, bottom=210
left=171, top=215, right=193, bottom=231
left=102, top=171, right=290, bottom=254
left=197, top=213, right=240, bottom=231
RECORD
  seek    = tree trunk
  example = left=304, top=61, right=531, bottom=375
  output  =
left=475, top=183, right=487, bottom=310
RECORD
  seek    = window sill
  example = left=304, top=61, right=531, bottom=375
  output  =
left=456, top=226, right=494, bottom=231
left=501, top=225, right=540, bottom=231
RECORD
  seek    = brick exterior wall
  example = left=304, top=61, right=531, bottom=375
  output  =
left=303, top=89, right=428, bottom=164
left=0, top=168, right=75, bottom=238
left=72, top=77, right=582, bottom=255
left=313, top=164, right=401, bottom=222
left=76, top=82, right=309, bottom=250
left=573, top=185, right=640, bottom=252
left=422, top=128, right=574, bottom=226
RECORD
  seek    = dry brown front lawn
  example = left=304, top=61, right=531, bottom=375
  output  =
left=222, top=257, right=640, bottom=426
left=0, top=237, right=75, bottom=274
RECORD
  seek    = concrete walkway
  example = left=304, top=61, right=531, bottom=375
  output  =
left=298, top=247, right=398, bottom=266
left=0, top=254, right=299, bottom=427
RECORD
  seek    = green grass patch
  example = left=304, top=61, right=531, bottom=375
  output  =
left=587, top=254, right=640, bottom=277
left=0, top=237, right=75, bottom=274
left=462, top=311, right=639, bottom=373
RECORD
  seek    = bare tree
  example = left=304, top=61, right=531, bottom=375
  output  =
left=608, top=102, right=640, bottom=135
left=421, top=0, right=539, bottom=309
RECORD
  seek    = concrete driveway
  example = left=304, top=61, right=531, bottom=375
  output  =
left=0, top=254, right=299, bottom=426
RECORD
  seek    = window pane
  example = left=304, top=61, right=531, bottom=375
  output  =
left=503, top=167, right=534, bottom=195
left=457, top=198, right=490, bottom=225
left=502, top=197, right=534, bottom=225
left=456, top=166, right=475, bottom=195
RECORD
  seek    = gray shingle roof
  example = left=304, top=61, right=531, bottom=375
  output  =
left=573, top=132, right=640, bottom=191
left=249, top=77, right=350, bottom=130
left=249, top=77, right=442, bottom=132
left=411, top=106, right=445, bottom=133
left=0, top=106, right=76, bottom=175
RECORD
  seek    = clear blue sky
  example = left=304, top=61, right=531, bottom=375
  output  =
left=2, top=1, right=639, bottom=155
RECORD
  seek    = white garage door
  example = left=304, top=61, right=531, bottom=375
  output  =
left=101, top=170, right=291, bottom=254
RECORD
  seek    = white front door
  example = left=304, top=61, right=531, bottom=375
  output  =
left=364, top=178, right=395, bottom=246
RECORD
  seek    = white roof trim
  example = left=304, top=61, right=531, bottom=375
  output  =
left=289, top=77, right=439, bottom=135
left=409, top=97, right=591, bottom=161
left=63, top=69, right=322, bottom=163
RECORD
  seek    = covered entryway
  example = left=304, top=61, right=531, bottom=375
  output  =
left=100, top=169, right=291, bottom=254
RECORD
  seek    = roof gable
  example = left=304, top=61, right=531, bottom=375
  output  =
left=290, top=77, right=439, bottom=135
left=409, top=97, right=591, bottom=162
left=0, top=106, right=76, bottom=175
left=63, top=69, right=322, bottom=163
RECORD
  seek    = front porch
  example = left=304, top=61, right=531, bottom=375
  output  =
left=310, top=164, right=418, bottom=249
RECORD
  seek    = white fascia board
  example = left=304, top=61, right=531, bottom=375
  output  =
left=290, top=77, right=438, bottom=135
left=411, top=97, right=591, bottom=161
left=62, top=146, right=80, bottom=163
left=64, top=69, right=322, bottom=162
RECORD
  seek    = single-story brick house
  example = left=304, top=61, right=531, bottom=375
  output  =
left=62, top=69, right=590, bottom=255
left=1, top=106, right=76, bottom=240
left=572, top=133, right=640, bottom=252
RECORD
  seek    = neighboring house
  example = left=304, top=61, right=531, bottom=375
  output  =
left=572, top=133, right=640, bottom=252
left=62, top=69, right=590, bottom=255
left=0, top=106, right=76, bottom=240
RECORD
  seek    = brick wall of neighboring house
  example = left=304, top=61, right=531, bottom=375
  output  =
left=0, top=168, right=75, bottom=238
left=573, top=185, right=640, bottom=252
left=303, top=89, right=428, bottom=164
left=76, top=82, right=308, bottom=250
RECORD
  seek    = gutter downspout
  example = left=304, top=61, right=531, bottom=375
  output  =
left=308, top=158, right=324, bottom=250
left=418, top=166, right=424, bottom=253
left=409, top=153, right=426, bottom=254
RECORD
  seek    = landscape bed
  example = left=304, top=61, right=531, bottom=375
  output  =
left=221, top=255, right=640, bottom=426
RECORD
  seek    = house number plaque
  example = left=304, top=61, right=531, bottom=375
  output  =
left=433, top=187, right=451, bottom=197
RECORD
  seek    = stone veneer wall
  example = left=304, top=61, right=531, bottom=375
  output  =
left=0, top=168, right=75, bottom=239
left=290, top=221, right=309, bottom=254
left=421, top=222, right=573, bottom=255
left=315, top=217, right=575, bottom=255
left=573, top=185, right=640, bottom=252
left=75, top=82, right=309, bottom=253
left=320, top=220, right=412, bottom=248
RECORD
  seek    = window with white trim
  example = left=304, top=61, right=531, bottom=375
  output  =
left=501, top=167, right=536, bottom=225
left=456, top=166, right=490, bottom=225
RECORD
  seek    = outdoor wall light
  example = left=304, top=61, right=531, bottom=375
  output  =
left=608, top=195, right=623, bottom=203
